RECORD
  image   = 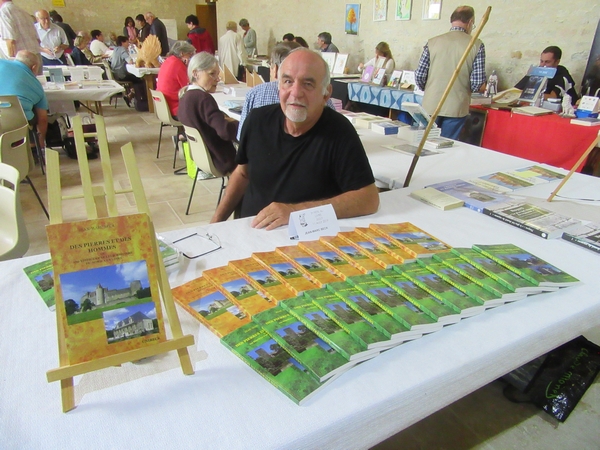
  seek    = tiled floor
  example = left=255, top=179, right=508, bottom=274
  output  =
left=19, top=101, right=600, bottom=450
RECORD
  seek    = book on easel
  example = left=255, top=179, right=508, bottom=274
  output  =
left=46, top=213, right=168, bottom=365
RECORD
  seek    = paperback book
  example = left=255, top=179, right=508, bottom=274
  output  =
left=395, top=262, right=485, bottom=318
left=252, top=251, right=318, bottom=295
left=472, top=244, right=580, bottom=288
left=500, top=165, right=565, bottom=185
left=472, top=171, right=535, bottom=193
left=354, top=227, right=416, bottom=264
left=304, top=288, right=393, bottom=350
left=203, top=265, right=273, bottom=317
left=337, top=230, right=402, bottom=268
left=561, top=222, right=600, bottom=254
left=46, top=213, right=167, bottom=364
left=298, top=240, right=366, bottom=279
left=320, top=235, right=385, bottom=272
left=228, top=257, right=296, bottom=303
left=328, top=280, right=422, bottom=342
left=348, top=273, right=444, bottom=331
left=451, top=247, right=543, bottom=293
left=369, top=223, right=452, bottom=258
left=23, top=258, right=56, bottom=310
left=221, top=321, right=326, bottom=405
left=432, top=251, right=524, bottom=303
left=417, top=259, right=503, bottom=309
left=275, top=245, right=341, bottom=287
left=426, top=179, right=510, bottom=213
left=483, top=201, right=582, bottom=239
left=280, top=294, right=376, bottom=361
left=387, top=70, right=403, bottom=88
left=409, top=187, right=464, bottom=211
left=252, top=305, right=356, bottom=382
left=371, top=269, right=461, bottom=325
left=172, top=276, right=250, bottom=338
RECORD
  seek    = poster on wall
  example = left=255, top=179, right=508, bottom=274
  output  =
left=345, top=4, right=361, bottom=35
left=395, top=0, right=412, bottom=21
left=422, top=0, right=442, bottom=20
left=52, top=0, right=66, bottom=7
left=373, top=0, right=388, bottom=22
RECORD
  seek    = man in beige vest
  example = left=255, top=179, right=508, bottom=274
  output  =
left=415, top=5, right=486, bottom=140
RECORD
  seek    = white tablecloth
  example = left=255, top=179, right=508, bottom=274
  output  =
left=43, top=80, right=125, bottom=102
left=2, top=172, right=600, bottom=449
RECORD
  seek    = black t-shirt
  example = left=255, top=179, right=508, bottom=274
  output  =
left=515, top=65, right=579, bottom=105
left=236, top=104, right=375, bottom=218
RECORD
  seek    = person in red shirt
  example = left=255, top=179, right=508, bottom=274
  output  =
left=185, top=14, right=214, bottom=55
left=156, top=41, right=196, bottom=118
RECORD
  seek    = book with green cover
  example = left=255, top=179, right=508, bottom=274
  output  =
left=370, top=270, right=460, bottom=326
left=472, top=244, right=580, bottom=288
left=23, top=258, right=55, bottom=310
left=280, top=294, right=376, bottom=361
left=221, top=321, right=325, bottom=405
left=298, top=239, right=366, bottom=279
left=252, top=305, right=357, bottom=381
left=304, top=288, right=393, bottom=350
left=395, top=262, right=485, bottom=317
left=417, top=259, right=503, bottom=308
left=433, top=251, right=525, bottom=302
left=326, top=281, right=421, bottom=343
left=451, top=248, right=543, bottom=294
left=348, top=273, right=444, bottom=331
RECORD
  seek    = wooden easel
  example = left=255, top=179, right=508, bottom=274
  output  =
left=45, top=115, right=194, bottom=412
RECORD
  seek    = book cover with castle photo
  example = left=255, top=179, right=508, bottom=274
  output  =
left=46, top=213, right=166, bottom=365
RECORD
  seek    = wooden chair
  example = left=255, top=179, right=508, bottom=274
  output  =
left=150, top=89, right=183, bottom=169
left=183, top=125, right=228, bottom=215
left=0, top=125, right=49, bottom=218
left=0, top=162, right=29, bottom=261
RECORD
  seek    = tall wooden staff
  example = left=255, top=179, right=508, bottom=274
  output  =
left=403, top=6, right=492, bottom=187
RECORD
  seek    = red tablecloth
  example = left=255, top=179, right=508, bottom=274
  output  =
left=479, top=107, right=599, bottom=171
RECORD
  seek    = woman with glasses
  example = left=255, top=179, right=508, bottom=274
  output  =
left=178, top=52, right=239, bottom=175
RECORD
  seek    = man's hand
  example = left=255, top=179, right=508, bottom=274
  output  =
left=251, top=202, right=295, bottom=230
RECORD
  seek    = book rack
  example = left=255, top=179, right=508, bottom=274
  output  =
left=45, top=115, right=194, bottom=412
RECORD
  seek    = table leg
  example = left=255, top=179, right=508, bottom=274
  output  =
left=143, top=74, right=157, bottom=114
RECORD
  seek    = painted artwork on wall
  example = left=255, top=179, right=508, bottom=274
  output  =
left=345, top=4, right=361, bottom=35
left=395, top=0, right=412, bottom=21
left=422, top=0, right=442, bottom=20
left=373, top=0, right=388, bottom=22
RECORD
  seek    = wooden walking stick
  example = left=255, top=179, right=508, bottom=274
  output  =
left=547, top=130, right=600, bottom=202
left=403, top=6, right=492, bottom=187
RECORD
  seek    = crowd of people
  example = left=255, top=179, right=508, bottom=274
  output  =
left=0, top=3, right=589, bottom=230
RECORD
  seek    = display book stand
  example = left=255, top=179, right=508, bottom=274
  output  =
left=44, top=115, right=194, bottom=412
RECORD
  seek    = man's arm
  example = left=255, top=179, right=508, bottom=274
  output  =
left=210, top=164, right=250, bottom=223
left=414, top=44, right=430, bottom=91
left=34, top=107, right=48, bottom=147
left=470, top=43, right=487, bottom=93
left=251, top=183, right=380, bottom=231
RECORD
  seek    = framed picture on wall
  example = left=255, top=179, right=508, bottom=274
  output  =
left=373, top=0, right=388, bottom=22
left=345, top=4, right=361, bottom=35
left=395, top=0, right=412, bottom=21
left=422, top=0, right=442, bottom=20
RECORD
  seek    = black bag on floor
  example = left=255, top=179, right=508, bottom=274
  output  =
left=133, top=83, right=148, bottom=112
left=45, top=113, right=70, bottom=149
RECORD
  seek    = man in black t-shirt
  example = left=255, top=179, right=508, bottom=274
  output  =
left=211, top=48, right=379, bottom=230
left=515, top=46, right=580, bottom=105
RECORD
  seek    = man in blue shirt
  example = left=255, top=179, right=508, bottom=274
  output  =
left=237, top=41, right=336, bottom=140
left=0, top=50, right=48, bottom=145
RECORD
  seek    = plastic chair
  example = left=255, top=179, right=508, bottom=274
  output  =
left=102, top=61, right=132, bottom=108
left=0, top=125, right=49, bottom=218
left=150, top=89, right=182, bottom=168
left=0, top=162, right=29, bottom=261
left=183, top=125, right=228, bottom=215
left=65, top=53, right=75, bottom=66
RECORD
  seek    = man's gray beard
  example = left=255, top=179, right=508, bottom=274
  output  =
left=284, top=105, right=307, bottom=123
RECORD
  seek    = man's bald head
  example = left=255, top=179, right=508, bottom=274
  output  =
left=16, top=50, right=40, bottom=72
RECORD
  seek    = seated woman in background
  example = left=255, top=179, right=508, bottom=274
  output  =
left=358, top=41, right=395, bottom=80
left=109, top=36, right=141, bottom=84
left=123, top=17, right=137, bottom=44
left=178, top=52, right=238, bottom=175
left=157, top=41, right=196, bottom=118
left=71, top=35, right=93, bottom=65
